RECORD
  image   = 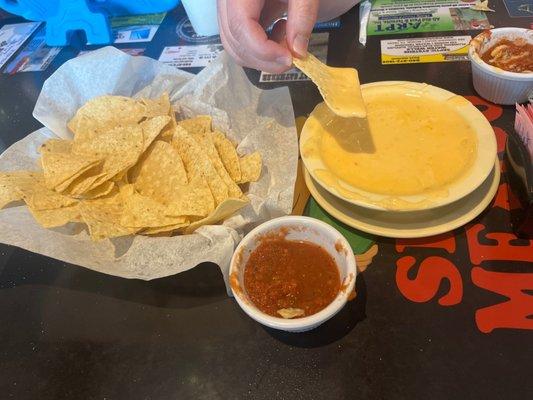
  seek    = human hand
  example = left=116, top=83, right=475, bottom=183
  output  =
left=217, top=0, right=319, bottom=73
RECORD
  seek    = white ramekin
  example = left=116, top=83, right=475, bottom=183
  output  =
left=229, top=216, right=357, bottom=333
left=469, top=28, right=533, bottom=105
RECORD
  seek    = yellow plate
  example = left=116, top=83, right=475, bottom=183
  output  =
left=303, top=158, right=500, bottom=239
left=300, top=81, right=497, bottom=212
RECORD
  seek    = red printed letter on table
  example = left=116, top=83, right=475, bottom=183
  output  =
left=472, top=267, right=533, bottom=333
left=396, top=256, right=463, bottom=306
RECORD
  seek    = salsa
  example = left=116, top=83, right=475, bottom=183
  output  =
left=481, top=38, right=533, bottom=73
left=243, top=237, right=340, bottom=318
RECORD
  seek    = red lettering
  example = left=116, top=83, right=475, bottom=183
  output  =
left=396, top=256, right=463, bottom=306
left=395, top=232, right=456, bottom=253
left=466, top=224, right=533, bottom=264
left=472, top=267, right=533, bottom=332
left=464, top=95, right=503, bottom=122
left=493, top=127, right=507, bottom=154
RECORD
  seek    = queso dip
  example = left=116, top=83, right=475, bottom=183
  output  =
left=314, top=85, right=477, bottom=196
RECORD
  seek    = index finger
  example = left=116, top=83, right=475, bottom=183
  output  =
left=228, top=3, right=292, bottom=66
left=286, top=0, right=319, bottom=57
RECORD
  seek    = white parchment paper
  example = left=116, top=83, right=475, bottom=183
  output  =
left=0, top=47, right=298, bottom=293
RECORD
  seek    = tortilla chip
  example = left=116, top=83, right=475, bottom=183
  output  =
left=165, top=174, right=215, bottom=217
left=0, top=172, right=37, bottom=208
left=238, top=152, right=262, bottom=184
left=67, top=115, right=79, bottom=136
left=130, top=140, right=188, bottom=199
left=73, top=124, right=144, bottom=180
left=28, top=203, right=80, bottom=228
left=21, top=187, right=77, bottom=210
left=140, top=115, right=171, bottom=153
left=60, top=170, right=106, bottom=196
left=160, top=106, right=178, bottom=141
left=41, top=151, right=102, bottom=190
left=277, top=308, right=305, bottom=319
left=0, top=184, right=20, bottom=208
left=83, top=181, right=116, bottom=199
left=70, top=115, right=104, bottom=142
left=12, top=173, right=77, bottom=210
left=140, top=93, right=171, bottom=118
left=79, top=191, right=136, bottom=240
left=68, top=95, right=145, bottom=135
left=188, top=128, right=243, bottom=199
left=293, top=53, right=366, bottom=118
left=171, top=127, right=229, bottom=206
left=160, top=126, right=176, bottom=143
left=121, top=189, right=188, bottom=228
left=184, top=197, right=248, bottom=233
left=39, top=139, right=72, bottom=154
left=177, top=115, right=212, bottom=134
left=1, top=94, right=260, bottom=240
left=142, top=222, right=190, bottom=235
left=213, top=159, right=243, bottom=198
left=212, top=131, right=241, bottom=182
left=470, top=0, right=494, bottom=12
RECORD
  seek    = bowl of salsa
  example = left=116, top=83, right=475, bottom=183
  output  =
left=469, top=28, right=533, bottom=104
left=229, top=216, right=356, bottom=332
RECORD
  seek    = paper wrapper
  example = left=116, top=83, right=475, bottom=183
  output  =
left=0, top=47, right=298, bottom=294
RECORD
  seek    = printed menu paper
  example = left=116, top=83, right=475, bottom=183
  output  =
left=4, top=25, right=61, bottom=74
left=381, top=35, right=471, bottom=64
left=158, top=44, right=224, bottom=68
left=0, top=22, right=41, bottom=69
left=87, top=13, right=166, bottom=44
left=78, top=48, right=146, bottom=58
left=368, top=0, right=491, bottom=36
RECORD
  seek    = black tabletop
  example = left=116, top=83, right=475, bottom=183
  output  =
left=1, top=4, right=532, bottom=400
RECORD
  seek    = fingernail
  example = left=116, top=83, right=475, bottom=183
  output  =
left=276, top=55, right=293, bottom=67
left=293, top=34, right=309, bottom=57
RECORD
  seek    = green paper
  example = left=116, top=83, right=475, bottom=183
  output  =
left=304, top=197, right=375, bottom=255
left=367, top=0, right=490, bottom=36
left=110, top=13, right=167, bottom=28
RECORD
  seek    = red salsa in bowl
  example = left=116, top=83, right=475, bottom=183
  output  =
left=243, top=237, right=341, bottom=319
left=229, top=216, right=357, bottom=332
left=480, top=38, right=533, bottom=73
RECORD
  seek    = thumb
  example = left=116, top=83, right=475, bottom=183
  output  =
left=286, top=0, right=319, bottom=58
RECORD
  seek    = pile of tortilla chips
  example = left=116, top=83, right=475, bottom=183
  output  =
left=0, top=94, right=262, bottom=240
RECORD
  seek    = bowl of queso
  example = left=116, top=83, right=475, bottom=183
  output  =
left=300, top=81, right=497, bottom=212
left=469, top=28, right=533, bottom=104
left=229, top=216, right=356, bottom=332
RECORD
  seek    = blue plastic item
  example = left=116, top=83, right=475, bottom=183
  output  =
left=0, top=0, right=180, bottom=46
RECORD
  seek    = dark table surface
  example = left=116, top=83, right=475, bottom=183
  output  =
left=1, top=3, right=532, bottom=400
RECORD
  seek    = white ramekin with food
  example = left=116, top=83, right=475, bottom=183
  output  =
left=469, top=28, right=533, bottom=105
